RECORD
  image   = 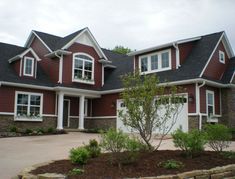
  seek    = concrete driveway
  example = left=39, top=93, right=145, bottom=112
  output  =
left=1, top=132, right=235, bottom=179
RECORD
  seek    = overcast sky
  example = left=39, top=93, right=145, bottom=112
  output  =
left=0, top=0, right=235, bottom=51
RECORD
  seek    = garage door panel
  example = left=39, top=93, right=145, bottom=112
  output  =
left=116, top=95, right=188, bottom=134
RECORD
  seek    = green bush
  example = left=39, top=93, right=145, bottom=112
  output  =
left=69, top=147, right=90, bottom=164
left=25, top=128, right=33, bottom=134
left=9, top=126, right=18, bottom=133
left=172, top=129, right=207, bottom=158
left=68, top=168, right=84, bottom=175
left=85, top=139, right=101, bottom=158
left=36, top=128, right=45, bottom=134
left=125, top=137, right=147, bottom=152
left=204, top=124, right=232, bottom=152
left=47, top=127, right=55, bottom=133
left=158, top=159, right=184, bottom=169
left=221, top=151, right=235, bottom=159
left=100, top=128, right=128, bottom=153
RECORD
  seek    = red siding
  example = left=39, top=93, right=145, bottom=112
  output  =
left=0, top=86, right=56, bottom=115
left=12, top=60, right=21, bottom=76
left=62, top=43, right=102, bottom=89
left=200, top=85, right=220, bottom=115
left=203, top=42, right=229, bottom=80
left=92, top=93, right=120, bottom=116
left=178, top=41, right=195, bottom=65
left=30, top=37, right=59, bottom=83
left=92, top=84, right=196, bottom=116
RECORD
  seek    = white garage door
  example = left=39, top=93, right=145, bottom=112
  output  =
left=116, top=95, right=188, bottom=134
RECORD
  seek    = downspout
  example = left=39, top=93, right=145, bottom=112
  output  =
left=173, top=42, right=180, bottom=69
left=196, top=81, right=206, bottom=130
left=55, top=51, right=63, bottom=84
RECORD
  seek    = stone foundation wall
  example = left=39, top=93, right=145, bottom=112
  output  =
left=84, top=118, right=116, bottom=130
left=188, top=116, right=199, bottom=131
left=221, top=88, right=235, bottom=127
left=69, top=117, right=78, bottom=128
left=0, top=115, right=57, bottom=132
left=132, top=164, right=235, bottom=179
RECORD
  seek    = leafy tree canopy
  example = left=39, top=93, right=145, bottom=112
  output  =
left=112, top=45, right=132, bottom=55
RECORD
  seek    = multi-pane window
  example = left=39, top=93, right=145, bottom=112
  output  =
left=140, top=57, right=148, bottom=72
left=219, top=50, right=225, bottom=64
left=139, top=50, right=171, bottom=74
left=16, top=92, right=42, bottom=118
left=206, top=90, right=214, bottom=117
left=151, top=55, right=158, bottom=70
left=161, top=52, right=169, bottom=68
left=23, top=57, right=34, bottom=76
left=73, top=54, right=94, bottom=83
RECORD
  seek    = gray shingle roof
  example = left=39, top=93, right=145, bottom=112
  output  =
left=0, top=42, right=54, bottom=87
left=221, top=57, right=235, bottom=83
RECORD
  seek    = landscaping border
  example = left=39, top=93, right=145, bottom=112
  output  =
left=16, top=161, right=235, bottom=179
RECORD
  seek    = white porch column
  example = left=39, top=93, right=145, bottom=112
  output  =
left=79, top=95, right=85, bottom=130
left=57, top=92, right=64, bottom=130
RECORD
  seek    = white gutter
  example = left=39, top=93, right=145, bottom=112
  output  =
left=54, top=51, right=63, bottom=84
left=196, top=81, right=206, bottom=130
left=45, top=50, right=72, bottom=58
left=0, top=81, right=54, bottom=90
left=173, top=42, right=180, bottom=69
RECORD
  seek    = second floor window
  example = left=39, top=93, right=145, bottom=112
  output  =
left=23, top=57, right=34, bottom=76
left=139, top=49, right=171, bottom=74
left=73, top=53, right=94, bottom=84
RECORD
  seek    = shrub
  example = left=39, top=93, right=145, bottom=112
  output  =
left=47, top=127, right=55, bottom=133
left=25, top=128, right=33, bottom=134
left=158, top=159, right=184, bottom=169
left=69, top=147, right=90, bottom=164
left=221, top=151, right=235, bottom=159
left=172, top=129, right=207, bottom=158
left=204, top=124, right=232, bottom=152
left=68, top=168, right=84, bottom=175
left=125, top=137, right=148, bottom=152
left=36, top=128, right=45, bottom=134
left=9, top=126, right=18, bottom=133
left=85, top=139, right=101, bottom=158
left=100, top=128, right=128, bottom=153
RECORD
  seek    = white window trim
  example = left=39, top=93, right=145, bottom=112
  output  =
left=138, top=49, right=172, bottom=75
left=206, top=90, right=215, bottom=118
left=219, top=50, right=225, bottom=64
left=23, top=56, right=34, bottom=77
left=72, top=52, right=95, bottom=85
left=14, top=91, right=43, bottom=122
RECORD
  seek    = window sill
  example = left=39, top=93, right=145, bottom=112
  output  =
left=14, top=116, right=43, bottom=122
left=207, top=117, right=218, bottom=123
left=72, top=78, right=95, bottom=85
left=140, top=67, right=171, bottom=75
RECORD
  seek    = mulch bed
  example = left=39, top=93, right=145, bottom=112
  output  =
left=31, top=150, right=235, bottom=179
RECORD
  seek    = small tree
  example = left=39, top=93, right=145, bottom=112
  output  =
left=118, top=71, right=184, bottom=150
left=112, top=45, right=132, bottom=54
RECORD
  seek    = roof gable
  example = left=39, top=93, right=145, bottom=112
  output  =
left=8, top=48, right=41, bottom=63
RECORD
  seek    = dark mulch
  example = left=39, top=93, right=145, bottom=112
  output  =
left=31, top=150, right=235, bottom=179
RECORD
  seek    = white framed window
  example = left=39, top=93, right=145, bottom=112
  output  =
left=14, top=91, right=43, bottom=121
left=219, top=50, right=225, bottom=64
left=72, top=53, right=94, bottom=84
left=139, top=49, right=171, bottom=74
left=23, top=57, right=34, bottom=76
left=206, top=90, right=215, bottom=118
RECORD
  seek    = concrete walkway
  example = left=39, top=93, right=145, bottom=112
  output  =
left=1, top=132, right=235, bottom=179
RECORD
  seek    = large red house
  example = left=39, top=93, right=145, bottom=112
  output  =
left=0, top=27, right=234, bottom=132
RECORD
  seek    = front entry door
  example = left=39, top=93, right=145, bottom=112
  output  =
left=63, top=100, right=70, bottom=127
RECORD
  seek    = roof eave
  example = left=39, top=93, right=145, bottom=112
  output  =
left=45, top=49, right=72, bottom=58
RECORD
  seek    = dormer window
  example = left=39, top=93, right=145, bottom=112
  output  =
left=72, top=53, right=94, bottom=84
left=23, top=57, right=34, bottom=76
left=139, top=49, right=171, bottom=74
left=219, top=50, right=225, bottom=64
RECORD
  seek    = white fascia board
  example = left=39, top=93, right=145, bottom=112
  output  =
left=223, top=32, right=234, bottom=57
left=8, top=48, right=41, bottom=63
left=0, top=81, right=54, bottom=90
left=199, top=32, right=224, bottom=77
left=31, top=31, right=52, bottom=52
left=230, top=71, right=235, bottom=84
left=128, top=36, right=201, bottom=56
left=45, top=49, right=72, bottom=58
left=61, top=28, right=109, bottom=61
left=24, top=31, right=34, bottom=48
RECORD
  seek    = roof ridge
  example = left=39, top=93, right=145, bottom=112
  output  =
left=33, top=30, right=62, bottom=39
